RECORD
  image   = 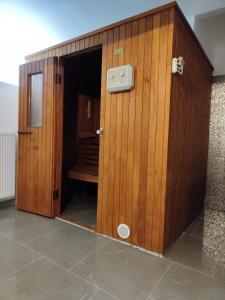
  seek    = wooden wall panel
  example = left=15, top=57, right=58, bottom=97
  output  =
left=26, top=32, right=104, bottom=63
left=96, top=10, right=174, bottom=253
left=121, top=22, right=131, bottom=234
left=115, top=25, right=125, bottom=236
left=17, top=58, right=58, bottom=217
left=24, top=7, right=174, bottom=253
left=107, top=28, right=117, bottom=237
left=22, top=3, right=213, bottom=253
left=96, top=32, right=107, bottom=231
left=53, top=60, right=64, bottom=216
left=164, top=10, right=213, bottom=250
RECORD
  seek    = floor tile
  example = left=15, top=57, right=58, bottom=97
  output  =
left=191, top=219, right=204, bottom=240
left=0, top=208, right=65, bottom=243
left=1, top=207, right=225, bottom=300
left=62, top=195, right=97, bottom=227
left=0, top=207, right=26, bottom=221
left=0, top=235, right=39, bottom=279
left=71, top=241, right=169, bottom=300
left=185, top=214, right=203, bottom=236
left=0, top=258, right=100, bottom=300
left=151, top=263, right=225, bottom=300
left=26, top=224, right=110, bottom=269
left=90, top=290, right=118, bottom=300
left=165, top=234, right=214, bottom=276
left=214, top=263, right=225, bottom=281
left=62, top=206, right=97, bottom=227
left=0, top=200, right=15, bottom=209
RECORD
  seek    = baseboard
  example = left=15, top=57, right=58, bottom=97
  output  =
left=0, top=198, right=15, bottom=209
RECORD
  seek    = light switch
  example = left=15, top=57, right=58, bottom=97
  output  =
left=107, top=64, right=134, bottom=93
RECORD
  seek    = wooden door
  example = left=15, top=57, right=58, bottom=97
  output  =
left=17, top=57, right=63, bottom=217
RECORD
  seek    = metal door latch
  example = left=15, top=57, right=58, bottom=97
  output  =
left=96, top=128, right=104, bottom=136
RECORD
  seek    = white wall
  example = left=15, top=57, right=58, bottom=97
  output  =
left=1, top=0, right=225, bottom=85
left=0, top=0, right=225, bottom=134
left=0, top=3, right=60, bottom=85
left=195, top=12, right=225, bottom=76
left=0, top=82, right=18, bottom=133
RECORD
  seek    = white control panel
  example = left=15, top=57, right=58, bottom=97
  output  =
left=107, top=64, right=134, bottom=93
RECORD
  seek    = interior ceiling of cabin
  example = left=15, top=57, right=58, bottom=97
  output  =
left=0, top=0, right=225, bottom=85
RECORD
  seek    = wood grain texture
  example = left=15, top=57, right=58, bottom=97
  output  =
left=163, top=9, right=213, bottom=250
left=19, top=3, right=213, bottom=253
left=53, top=58, right=64, bottom=216
left=25, top=2, right=212, bottom=71
left=17, top=57, right=59, bottom=217
left=96, top=10, right=174, bottom=253
left=96, top=32, right=107, bottom=231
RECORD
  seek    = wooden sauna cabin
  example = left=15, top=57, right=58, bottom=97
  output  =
left=17, top=1, right=213, bottom=254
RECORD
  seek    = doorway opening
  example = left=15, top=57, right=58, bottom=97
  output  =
left=60, top=47, right=102, bottom=229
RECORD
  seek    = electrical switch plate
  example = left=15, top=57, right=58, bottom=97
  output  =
left=107, top=64, right=134, bottom=93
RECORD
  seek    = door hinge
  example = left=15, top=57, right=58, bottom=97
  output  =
left=53, top=190, right=59, bottom=200
left=56, top=74, right=61, bottom=84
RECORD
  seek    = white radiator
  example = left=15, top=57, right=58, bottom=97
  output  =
left=0, top=133, right=17, bottom=200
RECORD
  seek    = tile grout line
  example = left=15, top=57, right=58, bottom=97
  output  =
left=21, top=223, right=67, bottom=245
left=0, top=222, right=111, bottom=274
left=171, top=261, right=221, bottom=281
left=164, top=233, right=222, bottom=280
left=0, top=233, right=120, bottom=300
left=22, top=223, right=112, bottom=273
left=35, top=248, right=120, bottom=299
left=2, top=220, right=67, bottom=243
left=41, top=255, right=120, bottom=300
left=56, top=217, right=163, bottom=259
left=0, top=256, right=42, bottom=283
left=0, top=219, right=67, bottom=245
left=68, top=240, right=112, bottom=271
left=148, top=261, right=173, bottom=298
left=0, top=226, right=63, bottom=247
left=3, top=209, right=223, bottom=296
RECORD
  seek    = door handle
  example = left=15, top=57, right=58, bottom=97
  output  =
left=18, top=130, right=33, bottom=135
left=96, top=128, right=104, bottom=136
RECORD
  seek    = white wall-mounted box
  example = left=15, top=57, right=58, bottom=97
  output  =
left=107, top=64, right=134, bottom=93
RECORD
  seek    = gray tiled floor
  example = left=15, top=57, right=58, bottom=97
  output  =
left=62, top=195, right=97, bottom=228
left=0, top=207, right=225, bottom=300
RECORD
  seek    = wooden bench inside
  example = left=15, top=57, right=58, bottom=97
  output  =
left=67, top=136, right=99, bottom=183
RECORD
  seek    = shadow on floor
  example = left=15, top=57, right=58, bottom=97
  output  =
left=0, top=206, right=225, bottom=299
left=61, top=194, right=97, bottom=228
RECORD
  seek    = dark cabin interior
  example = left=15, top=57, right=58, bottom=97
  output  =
left=61, top=47, right=102, bottom=228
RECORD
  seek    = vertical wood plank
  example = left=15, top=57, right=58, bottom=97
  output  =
left=152, top=11, right=169, bottom=252
left=125, top=20, right=138, bottom=242
left=131, top=18, right=145, bottom=245
left=138, top=16, right=152, bottom=247
left=20, top=5, right=212, bottom=254
left=106, top=28, right=118, bottom=236
left=84, top=37, right=89, bottom=49
left=97, top=31, right=108, bottom=231
left=121, top=22, right=132, bottom=232
left=113, top=24, right=125, bottom=238
left=101, top=30, right=112, bottom=234
left=145, top=13, right=161, bottom=250
left=164, top=9, right=212, bottom=250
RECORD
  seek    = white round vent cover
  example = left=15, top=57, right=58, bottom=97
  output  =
left=117, top=224, right=130, bottom=239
